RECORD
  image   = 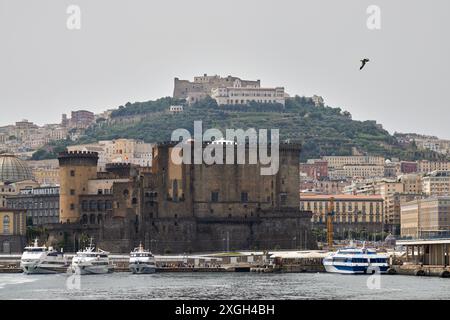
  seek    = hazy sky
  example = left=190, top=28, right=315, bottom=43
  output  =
left=1, top=0, right=449, bottom=138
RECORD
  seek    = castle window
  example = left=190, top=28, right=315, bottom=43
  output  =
left=70, top=189, right=75, bottom=196
left=123, top=189, right=129, bottom=198
left=89, top=201, right=97, bottom=211
left=70, top=170, right=75, bottom=177
left=98, top=201, right=105, bottom=211
left=211, top=192, right=219, bottom=202
left=70, top=203, right=75, bottom=210
left=279, top=193, right=287, bottom=206
left=241, top=192, right=248, bottom=203
left=2, top=215, right=10, bottom=234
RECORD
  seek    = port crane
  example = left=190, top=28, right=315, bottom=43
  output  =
left=327, top=197, right=335, bottom=250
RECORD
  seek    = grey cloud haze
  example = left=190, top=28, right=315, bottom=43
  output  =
left=0, top=0, right=449, bottom=138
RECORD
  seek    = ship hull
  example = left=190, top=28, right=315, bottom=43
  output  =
left=324, top=264, right=389, bottom=274
left=69, top=265, right=114, bottom=275
left=129, top=263, right=156, bottom=274
left=21, top=262, right=68, bottom=274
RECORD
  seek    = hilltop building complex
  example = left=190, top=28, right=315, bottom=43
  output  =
left=173, top=74, right=286, bottom=106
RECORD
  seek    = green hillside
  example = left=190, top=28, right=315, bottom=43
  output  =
left=33, top=96, right=446, bottom=162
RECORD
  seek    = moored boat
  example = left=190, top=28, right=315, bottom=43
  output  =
left=129, top=243, right=156, bottom=274
left=20, top=239, right=68, bottom=274
left=323, top=246, right=389, bottom=274
left=68, top=239, right=114, bottom=275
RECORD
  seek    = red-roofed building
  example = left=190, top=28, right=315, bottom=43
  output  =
left=300, top=193, right=385, bottom=239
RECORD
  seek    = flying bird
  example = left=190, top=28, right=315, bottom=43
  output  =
left=360, top=58, right=370, bottom=70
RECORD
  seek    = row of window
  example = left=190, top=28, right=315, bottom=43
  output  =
left=81, top=200, right=113, bottom=211
left=301, top=201, right=382, bottom=214
left=210, top=192, right=287, bottom=205
left=8, top=200, right=58, bottom=210
left=313, top=214, right=382, bottom=223
left=26, top=210, right=59, bottom=217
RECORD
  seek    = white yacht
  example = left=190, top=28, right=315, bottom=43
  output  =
left=323, top=247, right=389, bottom=274
left=20, top=239, right=68, bottom=274
left=68, top=239, right=114, bottom=275
left=129, top=243, right=156, bottom=274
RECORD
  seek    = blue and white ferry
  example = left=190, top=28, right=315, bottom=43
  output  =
left=323, top=247, right=389, bottom=274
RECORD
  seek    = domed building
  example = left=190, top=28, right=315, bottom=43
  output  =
left=0, top=154, right=34, bottom=183
left=0, top=154, right=38, bottom=208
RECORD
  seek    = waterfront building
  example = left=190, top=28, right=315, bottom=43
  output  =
left=45, top=142, right=315, bottom=253
left=6, top=187, right=60, bottom=225
left=0, top=208, right=26, bottom=253
left=401, top=196, right=450, bottom=238
left=300, top=194, right=385, bottom=239
left=398, top=238, right=450, bottom=266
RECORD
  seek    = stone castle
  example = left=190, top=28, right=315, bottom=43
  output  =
left=47, top=142, right=315, bottom=253
left=173, top=74, right=286, bottom=106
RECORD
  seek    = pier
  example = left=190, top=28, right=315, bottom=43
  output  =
left=0, top=250, right=329, bottom=274
left=390, top=239, right=450, bottom=278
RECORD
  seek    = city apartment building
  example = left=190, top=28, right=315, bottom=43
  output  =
left=417, top=160, right=450, bottom=173
left=341, top=164, right=385, bottom=179
left=323, top=156, right=385, bottom=169
left=300, top=159, right=328, bottom=180
left=67, top=110, right=95, bottom=129
left=401, top=197, right=450, bottom=238
left=399, top=173, right=423, bottom=194
left=67, top=139, right=153, bottom=171
left=300, top=194, right=385, bottom=237
left=400, top=161, right=418, bottom=174
left=300, top=178, right=350, bottom=195
left=422, top=170, right=450, bottom=196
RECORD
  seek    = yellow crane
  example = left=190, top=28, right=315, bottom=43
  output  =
left=327, top=197, right=335, bottom=250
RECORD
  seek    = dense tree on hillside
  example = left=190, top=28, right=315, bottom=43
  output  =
left=34, top=96, right=447, bottom=162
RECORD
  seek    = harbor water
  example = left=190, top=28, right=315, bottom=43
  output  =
left=0, top=272, right=449, bottom=300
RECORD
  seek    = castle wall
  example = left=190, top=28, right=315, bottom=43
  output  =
left=47, top=142, right=315, bottom=254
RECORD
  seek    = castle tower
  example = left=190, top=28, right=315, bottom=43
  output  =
left=58, top=151, right=98, bottom=223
